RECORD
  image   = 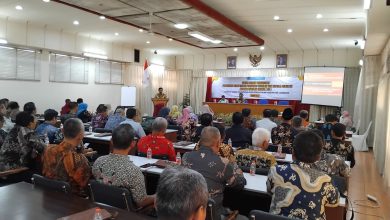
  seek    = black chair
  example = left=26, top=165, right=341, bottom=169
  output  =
left=249, top=210, right=293, bottom=220
left=206, top=198, right=221, bottom=220
left=239, top=166, right=270, bottom=175
left=88, top=180, right=137, bottom=212
left=267, top=145, right=293, bottom=154
left=94, top=128, right=113, bottom=133
left=31, top=174, right=71, bottom=193
left=331, top=175, right=348, bottom=196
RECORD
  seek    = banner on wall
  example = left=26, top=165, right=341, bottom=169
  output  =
left=211, top=76, right=303, bottom=100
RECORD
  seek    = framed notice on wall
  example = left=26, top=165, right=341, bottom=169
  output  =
left=276, top=54, right=288, bottom=68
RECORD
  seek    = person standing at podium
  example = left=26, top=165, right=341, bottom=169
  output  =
left=154, top=87, right=168, bottom=99
left=236, top=92, right=248, bottom=104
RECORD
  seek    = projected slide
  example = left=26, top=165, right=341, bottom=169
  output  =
left=301, top=67, right=345, bottom=107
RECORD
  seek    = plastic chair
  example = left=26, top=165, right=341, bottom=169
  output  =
left=353, top=120, right=361, bottom=135
left=31, top=174, right=71, bottom=193
left=352, top=121, right=372, bottom=151
left=88, top=180, right=137, bottom=211
left=259, top=100, right=268, bottom=105
left=278, top=101, right=289, bottom=105
left=249, top=210, right=293, bottom=219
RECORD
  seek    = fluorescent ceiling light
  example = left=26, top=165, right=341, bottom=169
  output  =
left=287, top=28, right=293, bottom=33
left=146, top=41, right=150, bottom=44
left=174, top=23, right=188, bottom=29
left=363, top=0, right=371, bottom=9
left=168, top=38, right=173, bottom=41
left=211, top=39, right=222, bottom=44
left=359, top=59, right=363, bottom=66
left=83, top=52, right=107, bottom=59
left=316, top=14, right=323, bottom=19
left=273, top=15, right=280, bottom=20
left=188, top=31, right=222, bottom=44
left=99, top=15, right=106, bottom=20
left=15, top=5, right=23, bottom=10
left=42, top=0, right=50, bottom=2
left=0, top=39, right=7, bottom=44
left=260, top=46, right=265, bottom=50
left=323, top=28, right=329, bottom=32
left=139, top=29, right=144, bottom=32
left=360, top=40, right=365, bottom=49
left=73, top=20, right=79, bottom=25
left=233, top=48, right=238, bottom=52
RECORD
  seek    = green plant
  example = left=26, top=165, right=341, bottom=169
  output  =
left=179, top=93, right=190, bottom=108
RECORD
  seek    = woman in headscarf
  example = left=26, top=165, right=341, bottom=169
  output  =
left=340, top=111, right=353, bottom=131
left=178, top=107, right=198, bottom=141
left=200, top=104, right=214, bottom=116
left=167, top=105, right=181, bottom=125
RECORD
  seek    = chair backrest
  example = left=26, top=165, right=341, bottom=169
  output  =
left=31, top=174, right=71, bottom=193
left=88, top=180, right=137, bottom=211
left=278, top=101, right=289, bottom=105
left=363, top=121, right=372, bottom=138
left=249, top=210, right=293, bottom=220
left=353, top=120, right=361, bottom=134
left=259, top=100, right=268, bottom=105
left=331, top=175, right=348, bottom=195
left=206, top=198, right=221, bottom=220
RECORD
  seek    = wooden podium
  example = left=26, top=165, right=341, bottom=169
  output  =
left=151, top=98, right=169, bottom=117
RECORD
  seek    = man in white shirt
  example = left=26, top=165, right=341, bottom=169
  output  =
left=218, top=95, right=229, bottom=103
left=256, top=109, right=277, bottom=132
left=120, top=108, right=146, bottom=138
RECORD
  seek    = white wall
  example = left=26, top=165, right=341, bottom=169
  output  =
left=0, top=18, right=176, bottom=113
left=175, top=48, right=362, bottom=69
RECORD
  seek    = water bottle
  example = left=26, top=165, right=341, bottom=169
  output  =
left=277, top=145, right=283, bottom=155
left=44, top=132, right=49, bottom=145
left=176, top=152, right=181, bottom=165
left=228, top=138, right=232, bottom=146
left=250, top=161, right=256, bottom=176
left=93, top=207, right=103, bottom=220
left=147, top=147, right=152, bottom=159
left=89, top=126, right=93, bottom=133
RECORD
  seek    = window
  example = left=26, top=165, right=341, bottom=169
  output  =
left=0, top=46, right=41, bottom=80
left=95, top=60, right=123, bottom=84
left=49, top=53, right=88, bottom=83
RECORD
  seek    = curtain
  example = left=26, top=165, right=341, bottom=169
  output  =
left=308, top=105, right=338, bottom=122
left=354, top=56, right=381, bottom=146
left=342, top=67, right=361, bottom=117
left=191, top=70, right=207, bottom=114
left=176, top=70, right=193, bottom=107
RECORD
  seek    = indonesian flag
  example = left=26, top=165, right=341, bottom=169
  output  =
left=142, top=60, right=151, bottom=87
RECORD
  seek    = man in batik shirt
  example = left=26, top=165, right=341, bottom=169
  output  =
left=43, top=118, right=91, bottom=195
left=327, top=123, right=356, bottom=168
left=183, top=127, right=246, bottom=218
left=267, top=131, right=339, bottom=220
left=271, top=108, right=294, bottom=148
left=154, top=87, right=168, bottom=99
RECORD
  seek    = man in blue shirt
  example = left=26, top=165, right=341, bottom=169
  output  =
left=120, top=108, right=146, bottom=138
left=36, top=109, right=59, bottom=144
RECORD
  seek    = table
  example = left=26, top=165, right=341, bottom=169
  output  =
left=0, top=182, right=154, bottom=220
left=204, top=102, right=294, bottom=115
left=173, top=143, right=196, bottom=153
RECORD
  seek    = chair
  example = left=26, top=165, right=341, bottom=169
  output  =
left=267, top=145, right=293, bottom=154
left=94, top=128, right=112, bottom=133
left=331, top=175, right=348, bottom=196
left=249, top=210, right=293, bottom=220
left=278, top=101, right=289, bottom=105
left=352, top=121, right=372, bottom=151
left=88, top=180, right=137, bottom=211
left=352, top=119, right=361, bottom=135
left=259, top=100, right=268, bottom=105
left=31, top=174, right=71, bottom=193
left=239, top=166, right=269, bottom=175
left=206, top=198, right=221, bottom=220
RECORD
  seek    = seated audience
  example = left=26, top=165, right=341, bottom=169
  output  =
left=60, top=99, right=71, bottom=115
left=104, top=107, right=126, bottom=130
left=242, top=108, right=256, bottom=130
left=299, top=110, right=310, bottom=127
left=0, top=102, right=6, bottom=116
left=321, top=114, right=338, bottom=141
left=256, top=109, right=277, bottom=132
left=178, top=107, right=198, bottom=141
left=157, top=107, right=170, bottom=118
left=218, top=95, right=229, bottom=103
left=42, top=118, right=91, bottom=195
left=291, top=116, right=306, bottom=136
left=3, top=101, right=20, bottom=132
left=327, top=123, right=356, bottom=167
left=91, top=104, right=109, bottom=130
left=120, top=108, right=146, bottom=138
left=35, top=109, right=59, bottom=144
left=270, top=109, right=281, bottom=125
left=93, top=124, right=155, bottom=208
left=76, top=98, right=91, bottom=123
left=225, top=112, right=252, bottom=148
left=236, top=92, right=248, bottom=104
left=137, top=117, right=176, bottom=161
left=0, top=111, right=46, bottom=171
left=195, top=124, right=235, bottom=163
left=0, top=98, right=9, bottom=108
left=183, top=127, right=246, bottom=218
left=200, top=104, right=214, bottom=116
left=271, top=108, right=294, bottom=148
left=340, top=111, right=353, bottom=131
left=168, top=105, right=181, bottom=125
left=311, top=129, right=351, bottom=177
left=60, top=102, right=78, bottom=124
left=156, top=167, right=208, bottom=220
left=23, top=102, right=37, bottom=116
left=0, top=114, right=7, bottom=146
left=192, top=113, right=213, bottom=142
left=267, top=131, right=339, bottom=219
left=236, top=128, right=276, bottom=169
